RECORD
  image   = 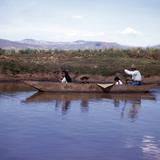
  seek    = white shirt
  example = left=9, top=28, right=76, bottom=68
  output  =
left=115, top=80, right=123, bottom=85
left=61, top=77, right=67, bottom=83
left=124, top=69, right=142, bottom=81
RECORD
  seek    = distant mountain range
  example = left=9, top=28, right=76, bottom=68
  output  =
left=0, top=38, right=159, bottom=50
left=152, top=44, right=160, bottom=49
left=0, top=38, right=128, bottom=50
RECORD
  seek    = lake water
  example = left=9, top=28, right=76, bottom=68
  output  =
left=0, top=83, right=160, bottom=160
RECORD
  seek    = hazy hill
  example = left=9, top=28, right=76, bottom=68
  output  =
left=0, top=39, right=40, bottom=49
left=0, top=38, right=128, bottom=50
left=152, top=44, right=160, bottom=49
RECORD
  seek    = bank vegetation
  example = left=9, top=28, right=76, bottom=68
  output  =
left=0, top=48, right=160, bottom=77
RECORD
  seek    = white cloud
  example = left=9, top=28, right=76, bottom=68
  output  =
left=120, top=27, right=142, bottom=36
left=71, top=15, right=83, bottom=19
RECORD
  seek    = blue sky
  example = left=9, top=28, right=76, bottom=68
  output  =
left=0, top=0, right=159, bottom=46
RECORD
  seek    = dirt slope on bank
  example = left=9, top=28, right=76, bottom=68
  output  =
left=0, top=73, right=160, bottom=85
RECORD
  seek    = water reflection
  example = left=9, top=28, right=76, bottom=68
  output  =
left=25, top=92, right=156, bottom=117
left=121, top=99, right=141, bottom=122
left=0, top=83, right=160, bottom=160
left=0, top=82, right=33, bottom=92
left=106, top=93, right=157, bottom=121
left=80, top=100, right=89, bottom=112
left=111, top=93, right=156, bottom=122
left=55, top=99, right=71, bottom=114
left=141, top=135, right=160, bottom=160
left=25, top=92, right=105, bottom=114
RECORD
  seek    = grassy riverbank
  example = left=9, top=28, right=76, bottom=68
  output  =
left=0, top=48, right=160, bottom=81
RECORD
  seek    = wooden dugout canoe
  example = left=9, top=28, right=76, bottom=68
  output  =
left=24, top=81, right=156, bottom=93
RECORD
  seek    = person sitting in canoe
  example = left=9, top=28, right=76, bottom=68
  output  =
left=124, top=64, right=142, bottom=86
left=114, top=76, right=123, bottom=85
left=61, top=70, right=72, bottom=83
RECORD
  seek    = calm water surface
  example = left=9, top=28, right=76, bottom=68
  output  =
left=0, top=83, right=160, bottom=160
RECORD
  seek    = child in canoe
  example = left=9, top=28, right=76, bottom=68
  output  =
left=61, top=70, right=72, bottom=83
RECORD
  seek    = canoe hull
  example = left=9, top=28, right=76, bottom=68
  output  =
left=24, top=81, right=102, bottom=92
left=24, top=81, right=155, bottom=93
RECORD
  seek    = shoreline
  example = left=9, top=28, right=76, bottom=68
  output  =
left=0, top=73, right=160, bottom=85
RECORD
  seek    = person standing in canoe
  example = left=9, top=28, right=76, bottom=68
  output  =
left=61, top=70, right=72, bottom=83
left=124, top=64, right=142, bottom=86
